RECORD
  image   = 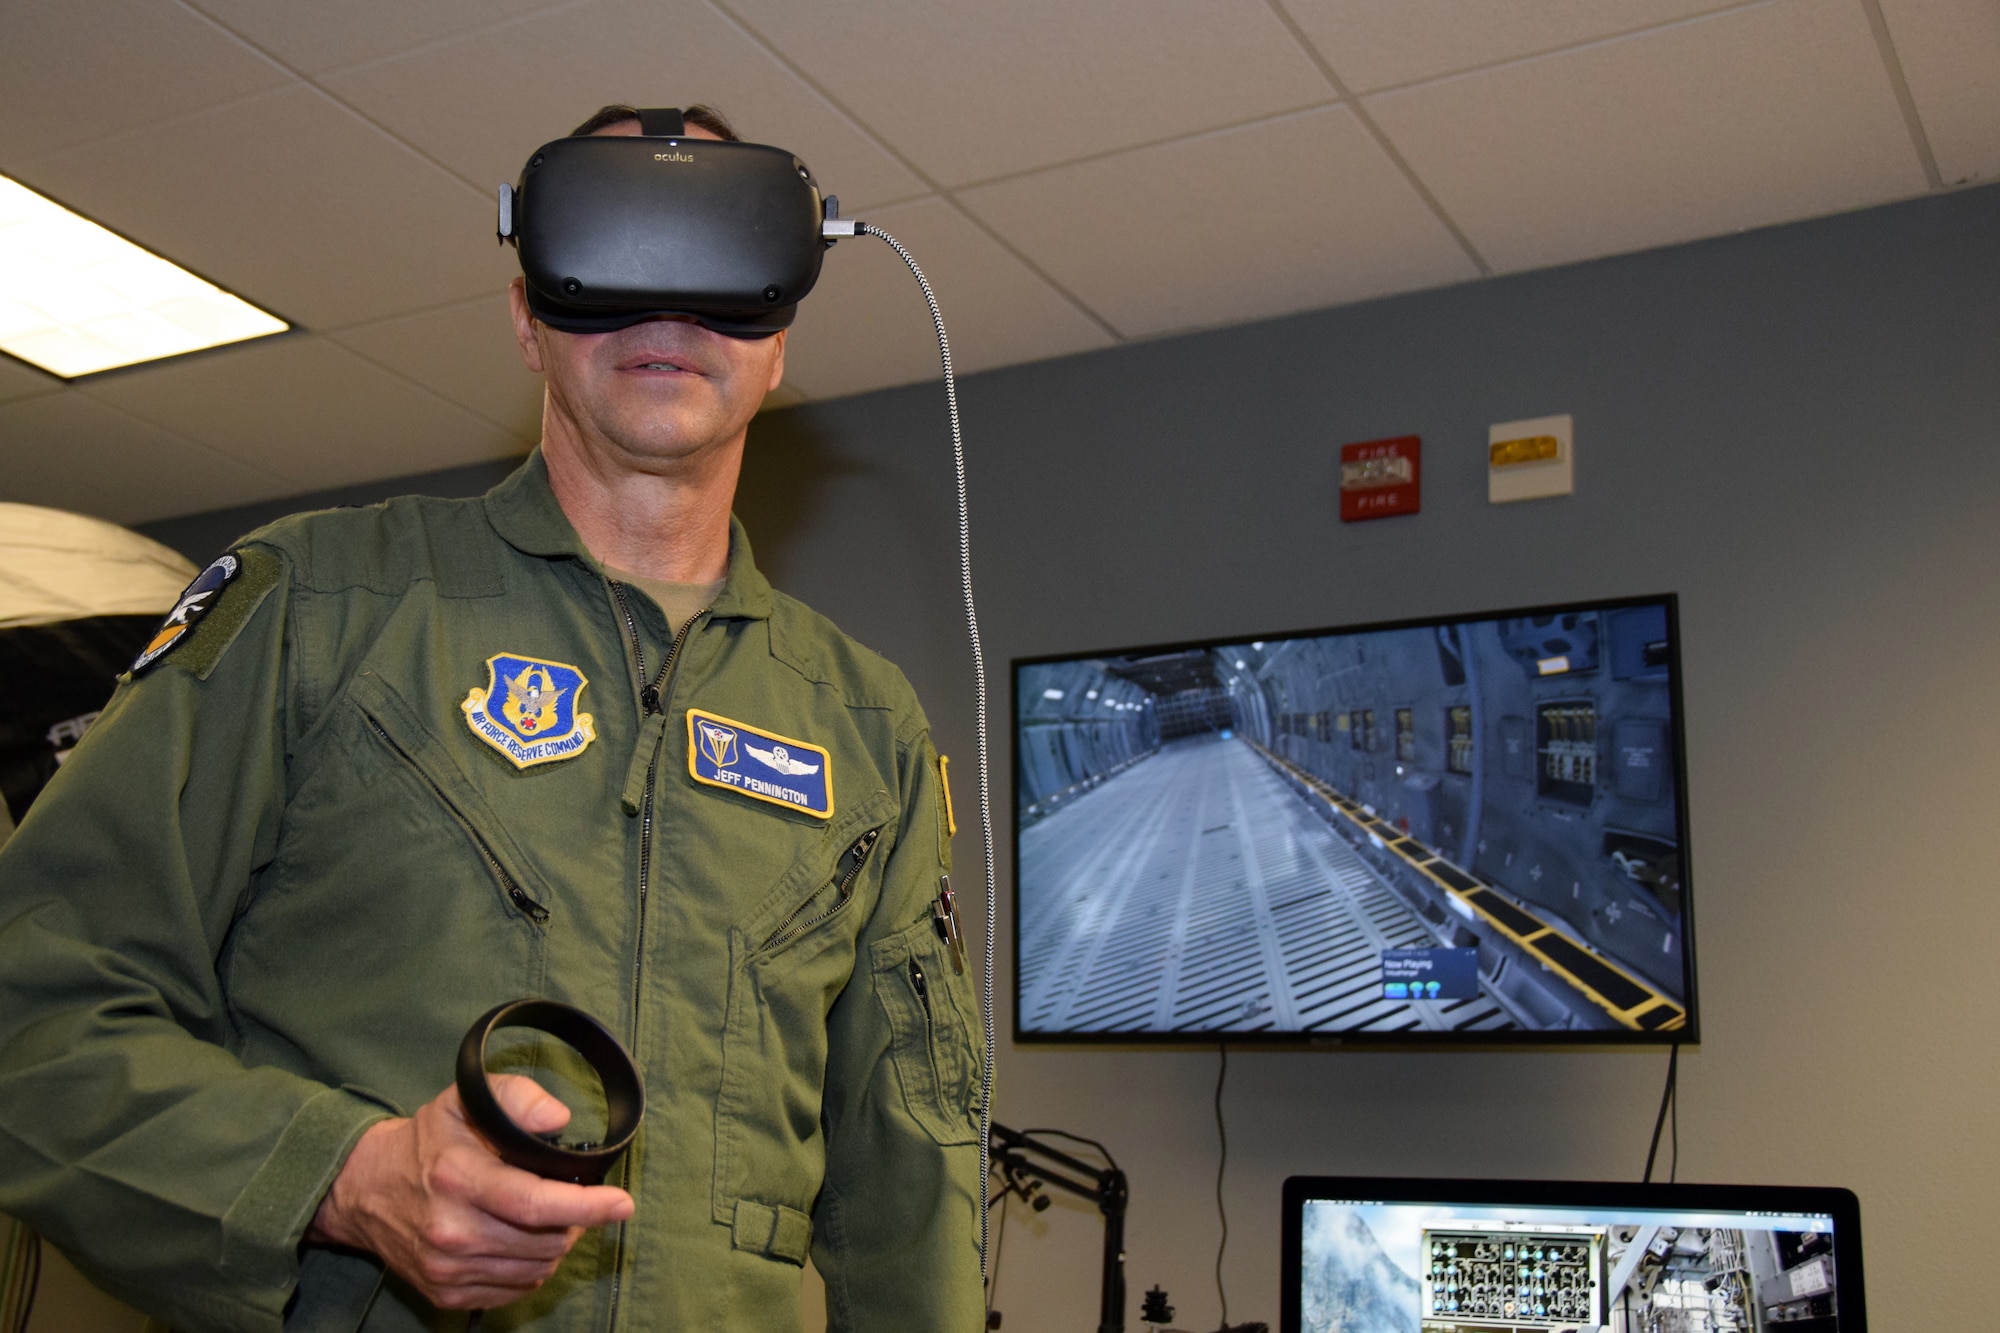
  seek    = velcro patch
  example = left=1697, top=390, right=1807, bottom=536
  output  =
left=687, top=708, right=832, bottom=819
left=133, top=552, right=240, bottom=674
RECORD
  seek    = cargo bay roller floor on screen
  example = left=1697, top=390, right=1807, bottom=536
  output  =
left=1019, top=732, right=1520, bottom=1034
left=1014, top=600, right=1695, bottom=1042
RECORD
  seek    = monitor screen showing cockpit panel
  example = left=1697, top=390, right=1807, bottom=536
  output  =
left=1013, top=595, right=1695, bottom=1044
left=1280, top=1177, right=1862, bottom=1333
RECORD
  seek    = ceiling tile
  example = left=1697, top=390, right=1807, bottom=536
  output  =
left=1281, top=0, right=1743, bottom=93
left=14, top=85, right=514, bottom=331
left=320, top=0, right=925, bottom=212
left=81, top=334, right=523, bottom=492
left=781, top=197, right=1114, bottom=401
left=0, top=355, right=64, bottom=405
left=0, top=0, right=290, bottom=161
left=719, top=0, right=1335, bottom=187
left=1877, top=0, right=2000, bottom=187
left=185, top=0, right=570, bottom=77
left=0, top=389, right=292, bottom=526
left=1365, top=0, right=1931, bottom=273
left=957, top=107, right=1478, bottom=340
left=332, top=294, right=541, bottom=440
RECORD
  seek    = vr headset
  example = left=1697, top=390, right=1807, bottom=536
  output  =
left=497, top=107, right=849, bottom=338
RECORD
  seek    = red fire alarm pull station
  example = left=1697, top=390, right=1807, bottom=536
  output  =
left=1340, top=435, right=1420, bottom=522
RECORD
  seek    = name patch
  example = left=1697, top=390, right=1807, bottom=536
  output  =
left=462, top=654, right=596, bottom=769
left=687, top=708, right=832, bottom=819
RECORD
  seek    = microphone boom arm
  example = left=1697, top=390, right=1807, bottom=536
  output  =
left=987, top=1122, right=1129, bottom=1333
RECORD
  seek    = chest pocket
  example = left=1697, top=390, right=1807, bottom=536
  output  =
left=331, top=672, right=556, bottom=1010
left=225, top=671, right=557, bottom=1127
left=710, top=789, right=897, bottom=1263
left=348, top=672, right=553, bottom=919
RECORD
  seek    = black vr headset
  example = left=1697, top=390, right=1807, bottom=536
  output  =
left=497, top=107, right=851, bottom=338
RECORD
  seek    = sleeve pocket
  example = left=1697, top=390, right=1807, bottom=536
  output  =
left=870, top=918, right=980, bottom=1147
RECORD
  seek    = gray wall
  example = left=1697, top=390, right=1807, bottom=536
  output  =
left=744, top=180, right=2000, bottom=1332
left=140, top=456, right=526, bottom=564
left=145, top=181, right=2000, bottom=1330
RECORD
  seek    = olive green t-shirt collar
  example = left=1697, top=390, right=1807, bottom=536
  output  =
left=603, top=566, right=725, bottom=639
left=483, top=448, right=775, bottom=621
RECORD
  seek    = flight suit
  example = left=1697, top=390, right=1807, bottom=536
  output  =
left=0, top=452, right=985, bottom=1332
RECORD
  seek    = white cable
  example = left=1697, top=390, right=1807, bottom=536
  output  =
left=858, top=223, right=999, bottom=1292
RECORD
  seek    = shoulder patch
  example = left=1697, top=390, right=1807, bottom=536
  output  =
left=687, top=708, right=833, bottom=819
left=133, top=553, right=239, bottom=673
left=132, top=549, right=280, bottom=677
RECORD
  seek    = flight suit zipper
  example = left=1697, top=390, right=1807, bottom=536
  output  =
left=761, top=828, right=882, bottom=952
left=364, top=718, right=548, bottom=924
left=910, top=958, right=932, bottom=1024
left=608, top=582, right=708, bottom=1019
left=604, top=580, right=709, bottom=1333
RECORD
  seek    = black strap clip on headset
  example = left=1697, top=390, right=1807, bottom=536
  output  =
left=456, top=999, right=645, bottom=1327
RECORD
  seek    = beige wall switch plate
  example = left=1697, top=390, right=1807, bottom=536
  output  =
left=1489, top=413, right=1574, bottom=503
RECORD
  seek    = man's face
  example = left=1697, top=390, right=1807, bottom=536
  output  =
left=508, top=120, right=786, bottom=471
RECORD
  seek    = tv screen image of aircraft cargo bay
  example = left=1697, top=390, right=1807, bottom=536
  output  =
left=1014, top=600, right=1690, bottom=1038
left=1298, top=1198, right=1842, bottom=1332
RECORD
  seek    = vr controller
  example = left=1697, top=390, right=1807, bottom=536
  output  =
left=497, top=106, right=851, bottom=337
left=457, top=999, right=645, bottom=1185
left=457, top=1000, right=643, bottom=1330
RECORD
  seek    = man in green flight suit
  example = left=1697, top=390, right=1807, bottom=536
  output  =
left=0, top=105, right=985, bottom=1332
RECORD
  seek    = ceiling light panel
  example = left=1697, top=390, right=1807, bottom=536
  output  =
left=0, top=174, right=287, bottom=379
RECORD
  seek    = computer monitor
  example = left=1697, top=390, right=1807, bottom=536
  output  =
left=1281, top=1176, right=1864, bottom=1333
left=1014, top=593, right=1695, bottom=1044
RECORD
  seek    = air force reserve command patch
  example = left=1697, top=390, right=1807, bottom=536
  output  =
left=461, top=654, right=596, bottom=769
left=687, top=708, right=833, bottom=819
left=132, top=553, right=241, bottom=673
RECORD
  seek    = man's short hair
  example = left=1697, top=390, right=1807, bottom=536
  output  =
left=569, top=103, right=741, bottom=141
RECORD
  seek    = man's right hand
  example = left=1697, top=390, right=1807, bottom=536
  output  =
left=308, top=1075, right=635, bottom=1309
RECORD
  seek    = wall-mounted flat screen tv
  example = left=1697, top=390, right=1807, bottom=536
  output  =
left=1013, top=594, right=1695, bottom=1044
